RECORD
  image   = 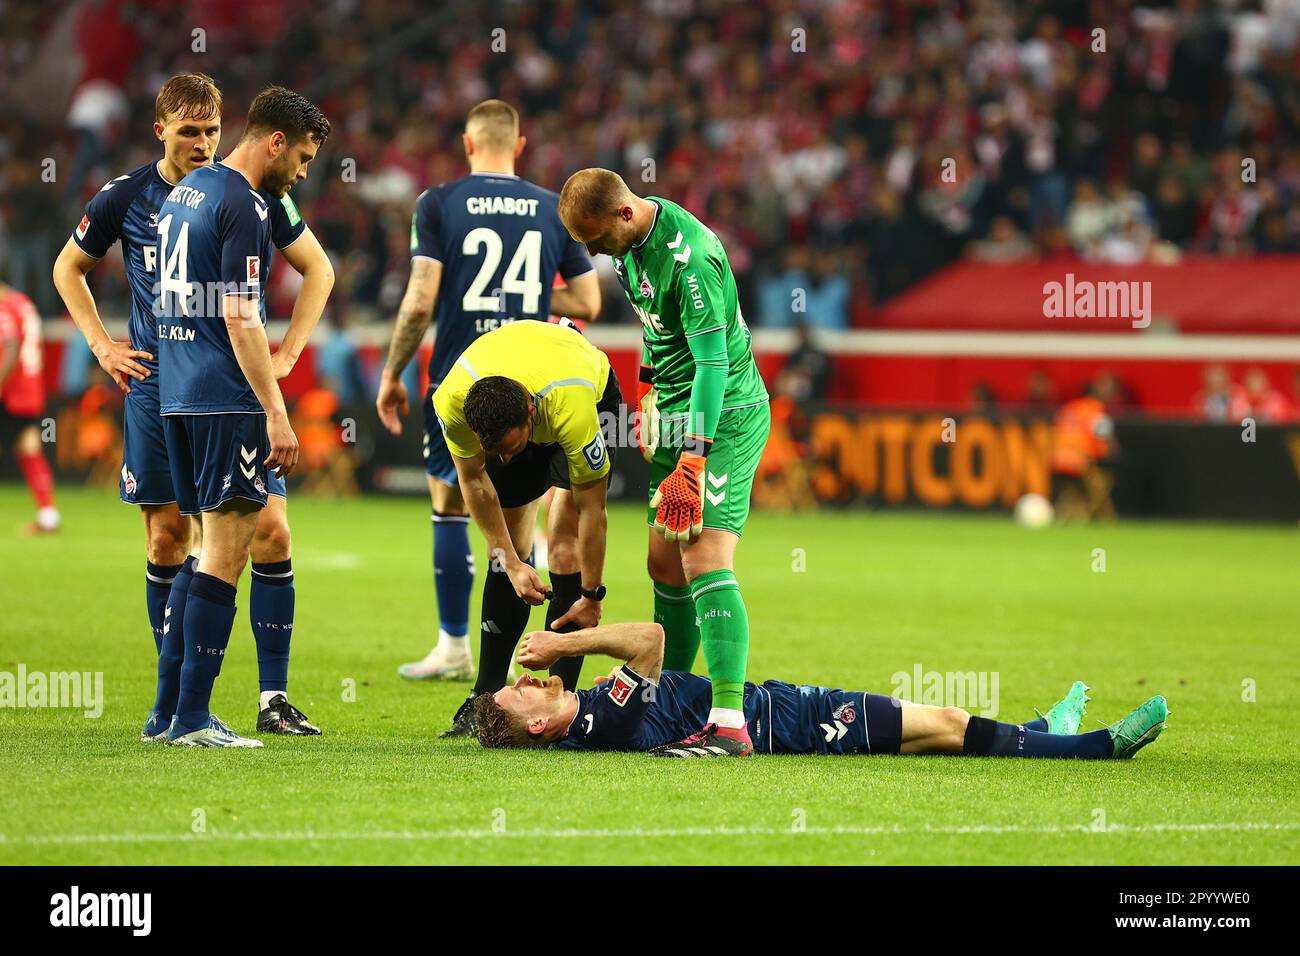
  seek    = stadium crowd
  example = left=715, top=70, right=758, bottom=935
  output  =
left=4, top=0, right=1300, bottom=333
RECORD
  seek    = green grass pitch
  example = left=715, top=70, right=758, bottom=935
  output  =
left=1, top=484, right=1297, bottom=865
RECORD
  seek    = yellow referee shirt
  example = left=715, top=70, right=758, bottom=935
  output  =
left=432, top=320, right=613, bottom=484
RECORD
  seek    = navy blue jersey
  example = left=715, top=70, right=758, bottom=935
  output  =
left=555, top=669, right=904, bottom=755
left=154, top=162, right=305, bottom=414
left=410, top=172, right=592, bottom=387
left=71, top=162, right=181, bottom=375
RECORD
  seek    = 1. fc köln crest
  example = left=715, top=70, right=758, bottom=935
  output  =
left=639, top=274, right=655, bottom=299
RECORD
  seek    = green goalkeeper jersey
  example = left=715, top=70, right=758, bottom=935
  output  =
left=614, top=198, right=767, bottom=441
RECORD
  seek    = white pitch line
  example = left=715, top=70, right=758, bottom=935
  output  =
left=2, top=821, right=1297, bottom=847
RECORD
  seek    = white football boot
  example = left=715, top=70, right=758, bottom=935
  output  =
left=397, top=632, right=475, bottom=681
left=166, top=713, right=264, bottom=748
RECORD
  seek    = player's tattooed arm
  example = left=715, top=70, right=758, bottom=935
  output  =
left=376, top=257, right=443, bottom=435
left=52, top=238, right=153, bottom=392
left=383, top=257, right=443, bottom=375
left=273, top=228, right=334, bottom=379
left=518, top=623, right=664, bottom=682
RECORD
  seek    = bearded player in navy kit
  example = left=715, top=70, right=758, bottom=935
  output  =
left=52, top=75, right=335, bottom=741
left=149, top=86, right=331, bottom=747
left=473, top=625, right=1169, bottom=761
left=375, top=99, right=600, bottom=694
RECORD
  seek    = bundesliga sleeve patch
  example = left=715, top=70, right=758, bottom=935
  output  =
left=582, top=433, right=606, bottom=471
left=76, top=215, right=90, bottom=240
left=607, top=669, right=637, bottom=707
left=246, top=257, right=260, bottom=286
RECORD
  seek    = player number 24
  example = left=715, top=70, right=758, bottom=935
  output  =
left=461, top=227, right=542, bottom=315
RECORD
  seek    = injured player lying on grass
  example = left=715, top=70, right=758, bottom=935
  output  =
left=472, top=623, right=1168, bottom=758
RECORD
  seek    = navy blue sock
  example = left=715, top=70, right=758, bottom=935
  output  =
left=471, top=548, right=535, bottom=696
left=432, top=511, right=473, bottom=637
left=175, top=572, right=238, bottom=729
left=152, top=555, right=196, bottom=719
left=146, top=561, right=183, bottom=655
left=1022, top=716, right=1049, bottom=733
left=250, top=559, right=294, bottom=692
left=964, top=716, right=1113, bottom=759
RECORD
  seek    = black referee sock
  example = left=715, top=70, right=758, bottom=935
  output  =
left=471, top=556, right=535, bottom=696
left=544, top=572, right=584, bottom=691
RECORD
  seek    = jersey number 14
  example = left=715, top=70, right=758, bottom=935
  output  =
left=156, top=214, right=195, bottom=316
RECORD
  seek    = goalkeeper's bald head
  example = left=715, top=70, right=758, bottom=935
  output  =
left=559, top=168, right=646, bottom=256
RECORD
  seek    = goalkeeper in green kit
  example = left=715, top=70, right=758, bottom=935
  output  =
left=559, top=169, right=770, bottom=757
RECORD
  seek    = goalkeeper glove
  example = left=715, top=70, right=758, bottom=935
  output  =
left=650, top=441, right=709, bottom=542
left=636, top=363, right=659, bottom=463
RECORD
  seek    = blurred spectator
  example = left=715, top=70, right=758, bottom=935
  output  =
left=1195, top=364, right=1241, bottom=422
left=967, top=215, right=1034, bottom=262
left=1229, top=367, right=1293, bottom=423
left=774, top=323, right=832, bottom=404
left=968, top=381, right=999, bottom=415
left=1024, top=368, right=1057, bottom=416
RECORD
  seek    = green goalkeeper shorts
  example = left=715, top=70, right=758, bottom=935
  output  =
left=646, top=400, right=771, bottom=537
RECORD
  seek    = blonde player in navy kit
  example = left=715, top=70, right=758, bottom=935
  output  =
left=52, top=75, right=335, bottom=741
left=150, top=87, right=331, bottom=748
left=376, top=100, right=599, bottom=700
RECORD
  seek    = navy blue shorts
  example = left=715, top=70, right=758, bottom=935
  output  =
left=756, top=681, right=904, bottom=755
left=421, top=385, right=459, bottom=485
left=120, top=378, right=178, bottom=506
left=162, top=413, right=285, bottom=515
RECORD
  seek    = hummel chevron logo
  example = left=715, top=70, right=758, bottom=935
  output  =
left=820, top=720, right=849, bottom=742
left=250, top=191, right=268, bottom=221
left=706, top=471, right=728, bottom=506
left=240, top=445, right=257, bottom=463
left=666, top=230, right=691, bottom=264
left=101, top=174, right=130, bottom=192
left=163, top=606, right=171, bottom=636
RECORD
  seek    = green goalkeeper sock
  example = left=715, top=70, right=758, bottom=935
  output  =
left=654, top=582, right=701, bottom=672
left=690, top=569, right=749, bottom=715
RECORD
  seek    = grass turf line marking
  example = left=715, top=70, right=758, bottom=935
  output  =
left=4, top=821, right=1298, bottom=846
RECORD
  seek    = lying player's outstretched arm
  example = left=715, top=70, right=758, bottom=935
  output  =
left=517, top=622, right=664, bottom=683
left=376, top=257, right=443, bottom=435
left=225, top=294, right=299, bottom=476
left=272, top=228, right=334, bottom=380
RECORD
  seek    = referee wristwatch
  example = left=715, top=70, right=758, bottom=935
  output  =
left=581, top=584, right=607, bottom=602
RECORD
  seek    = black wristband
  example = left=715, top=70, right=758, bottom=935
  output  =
left=580, top=585, right=606, bottom=601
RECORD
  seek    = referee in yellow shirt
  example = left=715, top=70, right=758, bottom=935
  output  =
left=434, top=320, right=621, bottom=736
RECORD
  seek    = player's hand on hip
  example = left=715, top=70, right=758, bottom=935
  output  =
left=375, top=372, right=408, bottom=436
left=516, top=630, right=564, bottom=669
left=270, top=350, right=295, bottom=381
left=552, top=595, right=601, bottom=630
left=650, top=451, right=706, bottom=542
left=94, top=340, right=153, bottom=393
left=265, top=412, right=301, bottom=477
left=503, top=554, right=548, bottom=605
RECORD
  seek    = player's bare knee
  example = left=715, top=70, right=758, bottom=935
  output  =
left=144, top=509, right=188, bottom=565
left=647, top=550, right=685, bottom=587
left=942, top=707, right=971, bottom=736
left=548, top=537, right=579, bottom=574
left=252, top=516, right=292, bottom=562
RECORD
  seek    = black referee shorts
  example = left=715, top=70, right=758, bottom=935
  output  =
left=487, top=369, right=623, bottom=509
